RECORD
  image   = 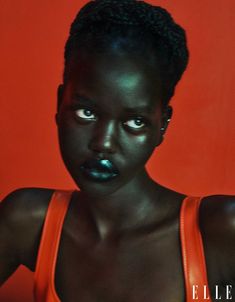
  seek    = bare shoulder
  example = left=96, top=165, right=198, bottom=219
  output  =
left=0, top=188, right=54, bottom=273
left=200, top=194, right=235, bottom=238
left=199, top=195, right=235, bottom=281
left=1, top=187, right=54, bottom=220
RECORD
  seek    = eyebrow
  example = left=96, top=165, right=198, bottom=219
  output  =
left=123, top=106, right=153, bottom=114
left=71, top=93, right=96, bottom=105
left=72, top=93, right=155, bottom=114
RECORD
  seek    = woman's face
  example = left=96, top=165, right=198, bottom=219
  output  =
left=57, top=50, right=169, bottom=196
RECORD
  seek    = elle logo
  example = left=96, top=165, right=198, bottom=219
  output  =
left=192, top=285, right=233, bottom=300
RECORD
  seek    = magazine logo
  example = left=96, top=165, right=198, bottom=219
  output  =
left=192, top=285, right=233, bottom=300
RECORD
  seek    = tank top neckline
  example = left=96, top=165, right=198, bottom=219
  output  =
left=49, top=191, right=183, bottom=301
left=34, top=190, right=212, bottom=302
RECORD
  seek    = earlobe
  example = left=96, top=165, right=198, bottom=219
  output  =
left=156, top=106, right=173, bottom=147
left=160, top=106, right=173, bottom=134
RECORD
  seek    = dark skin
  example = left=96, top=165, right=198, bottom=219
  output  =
left=0, top=49, right=235, bottom=302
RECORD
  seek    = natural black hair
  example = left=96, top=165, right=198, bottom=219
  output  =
left=64, top=0, right=189, bottom=106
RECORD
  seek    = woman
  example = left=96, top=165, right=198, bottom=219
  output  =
left=0, top=0, right=234, bottom=301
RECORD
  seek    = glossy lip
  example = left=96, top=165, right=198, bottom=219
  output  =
left=80, top=158, right=119, bottom=182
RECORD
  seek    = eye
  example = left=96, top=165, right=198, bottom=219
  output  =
left=75, top=108, right=96, bottom=120
left=124, top=118, right=146, bottom=129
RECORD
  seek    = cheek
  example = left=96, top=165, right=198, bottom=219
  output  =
left=57, top=118, right=89, bottom=162
left=121, top=132, right=157, bottom=168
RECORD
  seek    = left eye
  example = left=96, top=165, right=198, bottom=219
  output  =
left=124, top=118, right=146, bottom=129
left=75, top=109, right=96, bottom=119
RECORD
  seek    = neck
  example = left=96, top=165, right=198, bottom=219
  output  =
left=80, top=170, right=163, bottom=239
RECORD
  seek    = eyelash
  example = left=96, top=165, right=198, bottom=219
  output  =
left=72, top=107, right=148, bottom=131
left=123, top=118, right=147, bottom=130
left=75, top=108, right=96, bottom=120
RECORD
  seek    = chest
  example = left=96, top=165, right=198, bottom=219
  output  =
left=55, top=224, right=186, bottom=302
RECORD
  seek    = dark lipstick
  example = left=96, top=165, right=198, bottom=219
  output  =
left=80, top=158, right=119, bottom=182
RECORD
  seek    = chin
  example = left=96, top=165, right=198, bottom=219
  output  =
left=70, top=171, right=124, bottom=198
left=75, top=181, right=123, bottom=198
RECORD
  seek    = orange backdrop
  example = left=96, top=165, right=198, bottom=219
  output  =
left=0, top=0, right=234, bottom=301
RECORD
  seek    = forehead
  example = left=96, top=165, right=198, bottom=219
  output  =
left=64, top=50, right=163, bottom=110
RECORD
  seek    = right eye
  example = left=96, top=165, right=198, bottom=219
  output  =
left=75, top=108, right=96, bottom=120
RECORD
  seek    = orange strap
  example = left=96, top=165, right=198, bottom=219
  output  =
left=34, top=193, right=212, bottom=302
left=34, top=190, right=73, bottom=302
left=180, top=196, right=212, bottom=302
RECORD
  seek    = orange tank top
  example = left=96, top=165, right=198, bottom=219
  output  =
left=34, top=190, right=212, bottom=302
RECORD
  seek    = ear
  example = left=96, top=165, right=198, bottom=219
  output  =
left=156, top=106, right=173, bottom=146
left=55, top=84, right=64, bottom=125
left=160, top=105, right=173, bottom=135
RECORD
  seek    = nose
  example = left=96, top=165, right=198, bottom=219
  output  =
left=88, top=120, right=118, bottom=154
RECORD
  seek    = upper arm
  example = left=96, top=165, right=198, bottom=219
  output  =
left=0, top=190, right=21, bottom=285
left=200, top=195, right=235, bottom=282
left=0, top=188, right=53, bottom=286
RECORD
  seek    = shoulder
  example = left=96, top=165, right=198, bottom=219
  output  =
left=1, top=187, right=54, bottom=212
left=0, top=187, right=55, bottom=271
left=0, top=187, right=55, bottom=229
left=199, top=195, right=235, bottom=281
left=199, top=195, right=235, bottom=238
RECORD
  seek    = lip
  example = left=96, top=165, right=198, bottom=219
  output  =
left=80, top=158, right=119, bottom=182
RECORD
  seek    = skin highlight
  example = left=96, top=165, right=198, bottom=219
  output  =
left=0, top=2, right=235, bottom=301
left=57, top=50, right=169, bottom=197
left=56, top=49, right=174, bottom=237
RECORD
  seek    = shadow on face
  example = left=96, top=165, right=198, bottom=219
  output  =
left=56, top=49, right=172, bottom=196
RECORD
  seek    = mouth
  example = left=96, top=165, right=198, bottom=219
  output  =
left=80, top=158, right=119, bottom=182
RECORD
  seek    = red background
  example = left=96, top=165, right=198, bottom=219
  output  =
left=0, top=0, right=234, bottom=301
